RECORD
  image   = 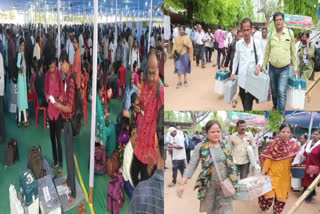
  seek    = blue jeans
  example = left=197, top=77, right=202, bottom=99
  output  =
left=268, top=63, right=290, bottom=110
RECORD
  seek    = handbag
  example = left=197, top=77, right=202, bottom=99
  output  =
left=305, top=153, right=320, bottom=176
left=306, top=165, right=320, bottom=175
left=210, top=148, right=236, bottom=198
left=174, top=51, right=180, bottom=62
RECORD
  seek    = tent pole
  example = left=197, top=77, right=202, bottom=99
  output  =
left=115, top=0, right=118, bottom=44
left=308, top=112, right=314, bottom=141
left=45, top=0, right=47, bottom=33
left=89, top=0, right=99, bottom=205
left=57, top=0, right=61, bottom=63
left=148, top=0, right=153, bottom=53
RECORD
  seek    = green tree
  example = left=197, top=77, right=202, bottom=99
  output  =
left=164, top=111, right=177, bottom=122
left=178, top=112, right=183, bottom=122
left=267, top=111, right=285, bottom=131
left=188, top=111, right=210, bottom=133
left=209, top=111, right=228, bottom=131
left=164, top=0, right=254, bottom=28
left=258, top=0, right=278, bottom=28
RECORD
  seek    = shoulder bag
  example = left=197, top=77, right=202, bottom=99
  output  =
left=210, top=147, right=236, bottom=198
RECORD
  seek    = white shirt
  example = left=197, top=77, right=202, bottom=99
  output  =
left=0, top=52, right=4, bottom=96
left=88, top=37, right=93, bottom=56
left=254, top=31, right=262, bottom=41
left=122, top=42, right=129, bottom=66
left=150, top=36, right=156, bottom=48
left=129, top=48, right=140, bottom=71
left=55, top=36, right=59, bottom=58
left=172, top=27, right=179, bottom=44
left=79, top=34, right=85, bottom=55
left=204, top=33, right=213, bottom=47
left=227, top=32, right=233, bottom=45
left=33, top=43, right=41, bottom=61
left=109, top=41, right=117, bottom=63
left=260, top=38, right=267, bottom=62
left=232, top=37, right=263, bottom=89
left=195, top=31, right=206, bottom=45
left=171, top=130, right=186, bottom=161
left=123, top=141, right=134, bottom=186
left=102, top=37, right=109, bottom=60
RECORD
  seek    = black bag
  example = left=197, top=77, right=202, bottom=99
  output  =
left=27, top=145, right=45, bottom=179
left=314, top=47, right=320, bottom=72
left=68, top=73, right=84, bottom=136
left=4, top=139, right=19, bottom=166
left=12, top=52, right=22, bottom=84
left=173, top=51, right=180, bottom=61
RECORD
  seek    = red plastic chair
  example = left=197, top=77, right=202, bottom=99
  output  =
left=83, top=77, right=88, bottom=127
left=27, top=73, right=37, bottom=113
left=117, top=66, right=126, bottom=99
left=34, top=83, right=47, bottom=129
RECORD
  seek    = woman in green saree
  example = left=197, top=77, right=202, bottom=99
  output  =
left=96, top=81, right=117, bottom=157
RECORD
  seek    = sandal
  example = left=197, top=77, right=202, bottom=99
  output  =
left=184, top=81, right=189, bottom=87
left=24, top=120, right=30, bottom=127
left=176, top=83, right=182, bottom=89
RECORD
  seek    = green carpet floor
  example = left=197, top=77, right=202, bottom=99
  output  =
left=0, top=98, right=130, bottom=214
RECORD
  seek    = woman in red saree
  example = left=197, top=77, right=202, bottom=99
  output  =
left=302, top=130, right=320, bottom=202
left=130, top=50, right=164, bottom=187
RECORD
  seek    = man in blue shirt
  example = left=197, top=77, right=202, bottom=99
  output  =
left=123, top=72, right=137, bottom=110
left=130, top=110, right=164, bottom=214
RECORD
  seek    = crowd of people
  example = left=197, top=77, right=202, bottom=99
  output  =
left=169, top=12, right=320, bottom=110
left=0, top=22, right=165, bottom=213
left=165, top=119, right=320, bottom=214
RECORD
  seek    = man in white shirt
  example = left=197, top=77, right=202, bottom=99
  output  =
left=102, top=34, right=109, bottom=62
left=122, top=37, right=129, bottom=68
left=227, top=29, right=233, bottom=47
left=109, top=38, right=117, bottom=70
left=0, top=52, right=6, bottom=143
left=260, top=28, right=268, bottom=62
left=231, top=18, right=263, bottom=111
left=167, top=127, right=186, bottom=187
left=195, top=25, right=206, bottom=68
left=172, top=25, right=179, bottom=44
left=33, top=36, right=41, bottom=61
left=205, top=29, right=213, bottom=63
left=79, top=31, right=85, bottom=60
left=254, top=26, right=262, bottom=42
left=66, top=33, right=75, bottom=66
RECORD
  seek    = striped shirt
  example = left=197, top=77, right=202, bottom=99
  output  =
left=130, top=170, right=164, bottom=214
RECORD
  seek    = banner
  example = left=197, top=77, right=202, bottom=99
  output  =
left=228, top=112, right=266, bottom=129
left=284, top=14, right=313, bottom=29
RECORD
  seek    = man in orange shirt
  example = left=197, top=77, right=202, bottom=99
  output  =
left=72, top=35, right=82, bottom=89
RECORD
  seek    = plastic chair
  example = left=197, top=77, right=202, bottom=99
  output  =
left=27, top=73, right=37, bottom=113
left=33, top=83, right=47, bottom=129
left=117, top=66, right=126, bottom=99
